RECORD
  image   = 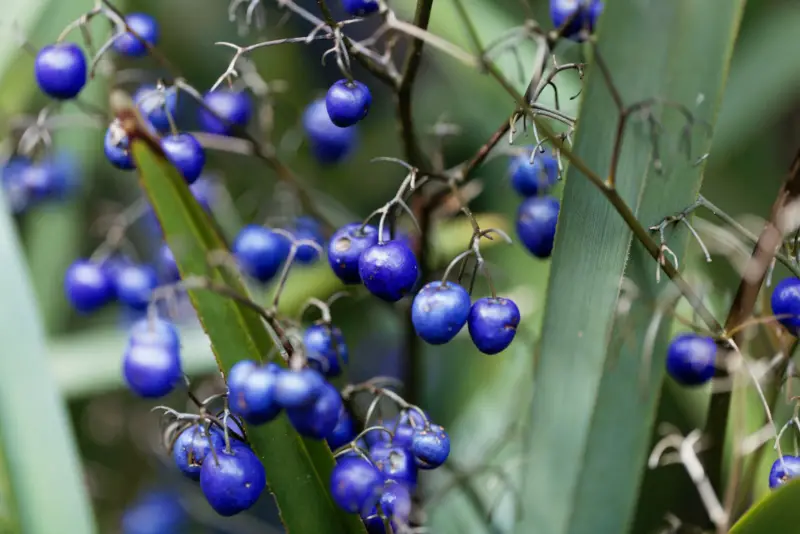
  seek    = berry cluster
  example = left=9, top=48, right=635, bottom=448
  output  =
left=509, top=149, right=561, bottom=259
left=1, top=154, right=76, bottom=214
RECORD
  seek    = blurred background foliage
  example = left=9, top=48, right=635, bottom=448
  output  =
left=0, top=0, right=798, bottom=532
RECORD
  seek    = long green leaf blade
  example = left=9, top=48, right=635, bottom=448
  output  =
left=130, top=134, right=366, bottom=534
left=519, top=1, right=745, bottom=532
left=729, top=479, right=800, bottom=534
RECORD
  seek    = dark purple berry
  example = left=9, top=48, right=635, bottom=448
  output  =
left=467, top=297, right=521, bottom=355
left=34, top=43, right=87, bottom=100
left=287, top=382, right=343, bottom=439
left=411, top=281, right=471, bottom=345
left=516, top=195, right=559, bottom=259
left=326, top=406, right=356, bottom=450
left=113, top=264, right=158, bottom=311
left=200, top=89, right=252, bottom=135
left=200, top=446, right=266, bottom=517
left=769, top=455, right=800, bottom=489
left=273, top=368, right=325, bottom=409
left=133, top=85, right=177, bottom=132
left=122, top=342, right=182, bottom=398
left=410, top=424, right=450, bottom=469
left=232, top=225, right=290, bottom=282
left=104, top=122, right=135, bottom=170
left=161, top=134, right=206, bottom=184
left=772, top=277, right=800, bottom=335
left=302, top=98, right=357, bottom=164
left=666, top=333, right=717, bottom=386
left=341, top=0, right=380, bottom=16
left=358, top=241, right=419, bottom=302
left=325, top=79, right=372, bottom=127
left=172, top=425, right=225, bottom=480
left=328, top=223, right=380, bottom=284
left=370, top=442, right=417, bottom=486
left=241, top=363, right=282, bottom=424
left=330, top=456, right=384, bottom=514
left=304, top=323, right=349, bottom=377
left=64, top=259, right=114, bottom=313
left=509, top=152, right=558, bottom=197
left=550, top=0, right=604, bottom=41
left=113, top=13, right=159, bottom=57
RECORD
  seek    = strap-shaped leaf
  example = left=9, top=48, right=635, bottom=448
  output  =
left=729, top=479, right=800, bottom=533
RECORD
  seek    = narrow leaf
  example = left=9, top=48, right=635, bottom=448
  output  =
left=729, top=480, right=800, bottom=534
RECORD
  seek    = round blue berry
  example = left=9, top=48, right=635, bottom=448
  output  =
left=411, top=281, right=471, bottom=345
left=292, top=216, right=325, bottom=264
left=232, top=225, right=290, bottom=282
left=304, top=323, right=349, bottom=377
left=34, top=43, right=87, bottom=100
left=227, top=359, right=258, bottom=417
left=64, top=259, right=114, bottom=313
left=287, top=382, right=343, bottom=439
left=200, top=445, right=266, bottom=517
left=161, top=133, right=206, bottom=184
left=666, top=333, right=717, bottom=386
left=358, top=241, right=419, bottom=302
left=769, top=455, right=800, bottom=489
left=550, top=0, right=604, bottom=40
left=104, top=122, right=135, bottom=171
left=121, top=491, right=186, bottom=534
left=18, top=160, right=60, bottom=202
left=362, top=481, right=412, bottom=531
left=516, top=195, right=559, bottom=259
left=370, top=442, right=417, bottom=486
left=772, top=277, right=800, bottom=335
left=133, top=85, right=177, bottom=132
left=200, top=89, right=252, bottom=135
left=341, top=0, right=380, bottom=16
left=302, top=98, right=357, bottom=164
left=328, top=223, right=380, bottom=284
left=509, top=152, right=558, bottom=197
left=242, top=363, right=282, bottom=424
left=2, top=157, right=31, bottom=213
left=157, top=244, right=180, bottom=282
left=128, top=317, right=180, bottom=351
left=113, top=13, right=159, bottom=57
left=274, top=368, right=325, bottom=409
left=467, top=297, right=521, bottom=355
left=122, top=342, right=182, bottom=397
left=172, top=425, right=225, bottom=480
left=411, top=424, right=450, bottom=469
left=325, top=79, right=372, bottom=127
left=330, top=456, right=384, bottom=514
left=113, top=264, right=158, bottom=311
left=327, top=406, right=357, bottom=450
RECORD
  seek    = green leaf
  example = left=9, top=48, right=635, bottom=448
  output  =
left=519, top=1, right=746, bottom=533
left=729, top=479, right=800, bottom=534
left=130, top=136, right=366, bottom=534
left=0, top=191, right=96, bottom=533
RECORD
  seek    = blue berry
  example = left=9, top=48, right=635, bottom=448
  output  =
left=302, top=98, right=357, bottom=164
left=113, top=13, right=159, bottom=57
left=274, top=368, right=325, bottom=409
left=666, top=333, right=717, bottom=386
left=341, top=0, right=380, bottom=16
left=121, top=491, right=186, bottom=534
left=509, top=152, right=558, bottom=197
left=370, top=442, right=417, bottom=486
left=411, top=424, right=450, bottom=469
left=550, top=0, right=604, bottom=40
left=411, top=281, right=471, bottom=345
left=128, top=317, right=180, bottom=351
left=2, top=157, right=31, bottom=213
left=467, top=297, right=521, bottom=355
left=227, top=359, right=257, bottom=416
left=358, top=241, right=419, bottom=302
left=769, top=455, right=800, bottom=489
left=122, top=342, right=182, bottom=397
left=104, top=123, right=135, bottom=171
left=190, top=176, right=216, bottom=212
left=133, top=85, right=177, bottom=132
left=325, top=80, right=372, bottom=127
left=200, top=89, right=252, bottom=135
left=200, top=445, right=266, bottom=517
left=64, top=259, right=114, bottom=313
left=172, top=425, right=225, bottom=480
left=771, top=277, right=800, bottom=334
left=327, top=406, right=356, bottom=450
left=328, top=223, right=380, bottom=284
left=304, top=323, right=349, bottom=377
left=292, top=216, right=325, bottom=264
left=232, top=225, right=290, bottom=282
left=161, top=133, right=206, bottom=184
left=157, top=244, right=180, bottom=282
left=242, top=363, right=282, bottom=424
left=18, top=160, right=61, bottom=202
left=113, top=264, right=158, bottom=311
left=362, top=481, right=412, bottom=532
left=287, top=382, right=343, bottom=439
left=330, top=456, right=384, bottom=514
left=516, top=196, right=559, bottom=259
left=34, top=43, right=87, bottom=100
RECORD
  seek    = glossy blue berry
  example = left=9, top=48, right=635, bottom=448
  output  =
left=328, top=223, right=380, bottom=284
left=274, top=368, right=326, bottom=409
left=771, top=277, right=800, bottom=334
left=330, top=456, right=384, bottom=514
left=411, top=281, right=471, bottom=345
left=121, top=491, right=186, bottom=534
left=122, top=342, right=182, bottom=398
left=550, top=0, right=604, bottom=40
left=113, top=264, right=158, bottom=311
left=104, top=122, right=135, bottom=170
left=302, top=98, right=357, bottom=164
left=292, top=216, right=325, bottom=264
left=411, top=424, right=450, bottom=469
left=133, top=85, right=177, bottom=132
left=516, top=195, right=559, bottom=259
left=242, top=363, right=282, bottom=424
left=64, top=259, right=114, bottom=313
left=358, top=241, right=419, bottom=302
left=200, top=89, right=252, bottom=135
left=509, top=152, right=558, bottom=197
left=666, top=333, right=717, bottom=386
left=172, top=425, right=225, bottom=480
left=227, top=359, right=257, bottom=415
left=34, top=43, right=87, bottom=100
left=18, top=160, right=61, bottom=202
left=769, top=455, right=800, bottom=489
left=200, top=445, right=266, bottom=517
left=341, top=0, right=380, bottom=16
left=327, top=406, right=357, bottom=450
left=232, top=225, right=290, bottom=282
left=113, top=13, right=159, bottom=57
left=304, top=323, right=349, bottom=377
left=288, top=382, right=343, bottom=439
left=128, top=317, right=180, bottom=351
left=362, top=481, right=412, bottom=531
left=370, top=442, right=417, bottom=486
left=325, top=80, right=372, bottom=127
left=161, top=133, right=206, bottom=184
left=467, top=297, right=521, bottom=355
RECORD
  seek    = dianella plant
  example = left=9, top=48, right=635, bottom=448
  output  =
left=1, top=0, right=799, bottom=532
